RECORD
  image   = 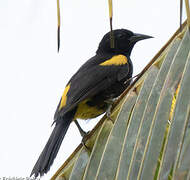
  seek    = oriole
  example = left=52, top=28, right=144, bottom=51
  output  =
left=31, top=29, right=152, bottom=177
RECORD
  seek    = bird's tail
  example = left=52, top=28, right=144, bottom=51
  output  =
left=30, top=113, right=73, bottom=177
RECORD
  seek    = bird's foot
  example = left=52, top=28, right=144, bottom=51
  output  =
left=81, top=131, right=90, bottom=150
left=74, top=120, right=90, bottom=150
left=74, top=120, right=87, bottom=137
left=105, top=99, right=115, bottom=123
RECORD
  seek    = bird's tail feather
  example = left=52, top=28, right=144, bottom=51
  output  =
left=30, top=117, right=72, bottom=177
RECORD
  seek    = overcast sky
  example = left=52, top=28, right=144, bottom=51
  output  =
left=0, top=0, right=187, bottom=179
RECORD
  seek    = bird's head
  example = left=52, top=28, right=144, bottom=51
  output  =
left=96, top=29, right=153, bottom=56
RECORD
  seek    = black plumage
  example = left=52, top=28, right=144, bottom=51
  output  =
left=31, top=29, right=152, bottom=177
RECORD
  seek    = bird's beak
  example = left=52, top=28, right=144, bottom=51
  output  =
left=129, top=33, right=153, bottom=44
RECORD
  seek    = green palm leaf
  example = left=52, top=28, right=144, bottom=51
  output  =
left=51, top=21, right=190, bottom=180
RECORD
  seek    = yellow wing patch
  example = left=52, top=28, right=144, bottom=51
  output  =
left=59, top=84, right=71, bottom=109
left=100, top=55, right=128, bottom=66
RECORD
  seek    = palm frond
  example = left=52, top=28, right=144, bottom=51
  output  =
left=57, top=0, right=60, bottom=52
left=185, top=0, right=190, bottom=28
left=51, top=21, right=190, bottom=180
left=108, top=0, right=114, bottom=48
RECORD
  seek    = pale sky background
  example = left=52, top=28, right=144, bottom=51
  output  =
left=0, top=0, right=187, bottom=179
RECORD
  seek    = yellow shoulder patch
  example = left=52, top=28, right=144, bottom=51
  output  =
left=100, top=55, right=128, bottom=66
left=59, top=84, right=71, bottom=110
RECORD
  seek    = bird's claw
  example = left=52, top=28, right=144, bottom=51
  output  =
left=105, top=101, right=114, bottom=123
left=81, top=131, right=90, bottom=150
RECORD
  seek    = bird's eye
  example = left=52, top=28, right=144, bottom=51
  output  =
left=117, top=34, right=125, bottom=39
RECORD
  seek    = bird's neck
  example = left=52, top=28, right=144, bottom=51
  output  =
left=96, top=50, right=131, bottom=57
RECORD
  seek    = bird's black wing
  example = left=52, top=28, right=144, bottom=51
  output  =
left=54, top=54, right=130, bottom=120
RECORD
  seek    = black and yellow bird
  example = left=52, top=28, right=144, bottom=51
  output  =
left=31, top=29, right=152, bottom=177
